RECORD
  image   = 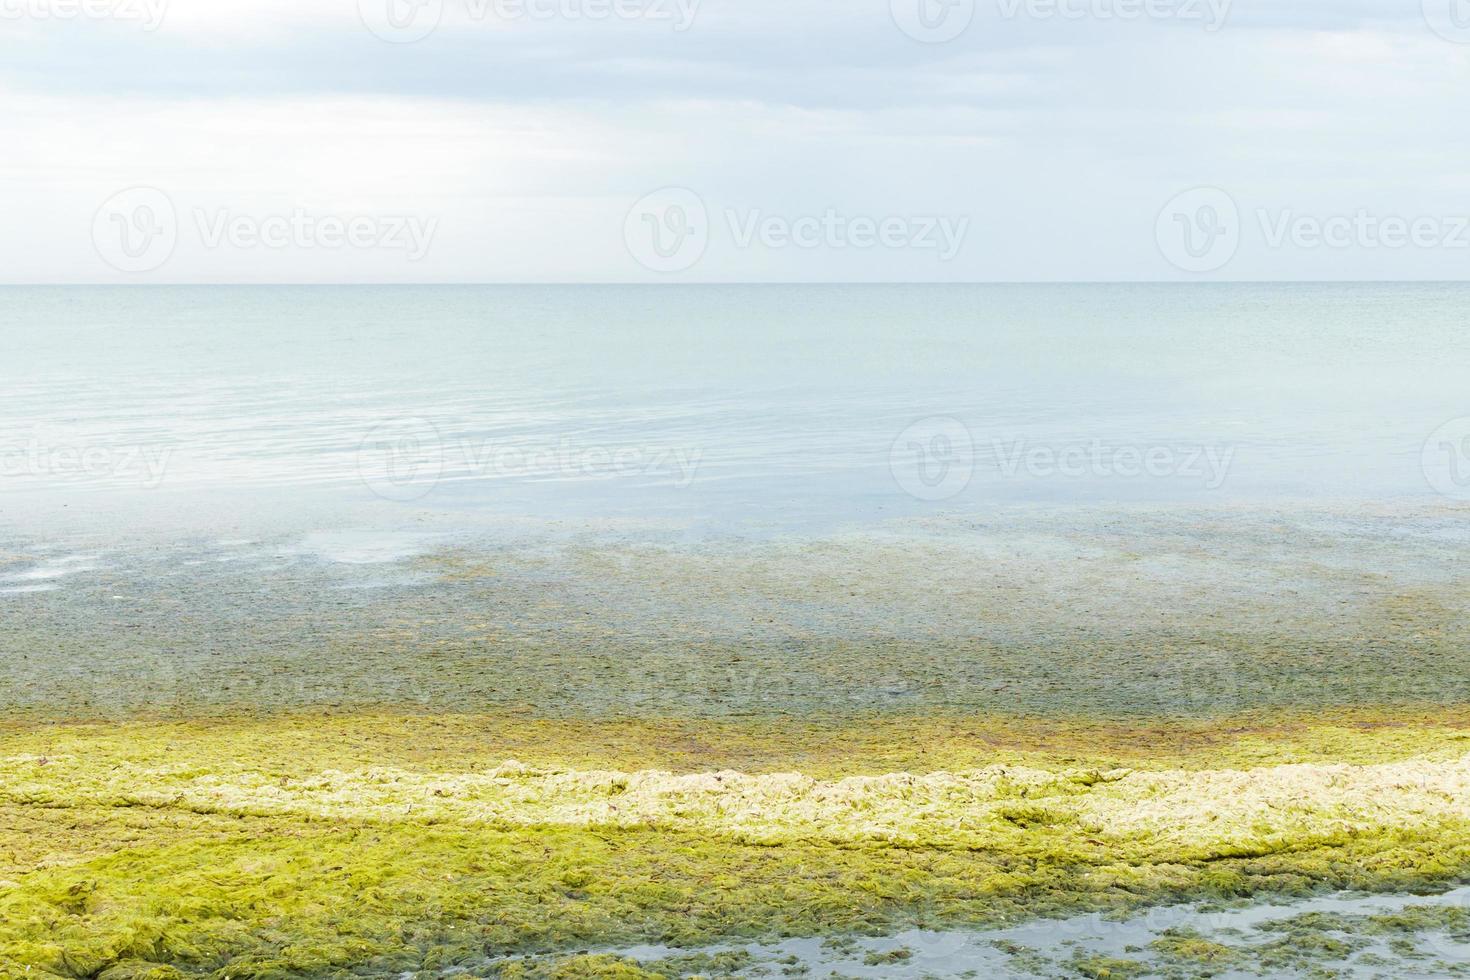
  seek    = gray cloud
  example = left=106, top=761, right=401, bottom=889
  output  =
left=2, top=0, right=1467, bottom=282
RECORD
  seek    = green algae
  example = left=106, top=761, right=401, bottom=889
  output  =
left=1136, top=900, right=1470, bottom=978
left=640, top=950, right=757, bottom=976
left=1069, top=953, right=1149, bottom=978
left=5, top=709, right=1470, bottom=785
left=5, top=714, right=1470, bottom=978
left=1148, top=930, right=1239, bottom=966
left=493, top=954, right=666, bottom=979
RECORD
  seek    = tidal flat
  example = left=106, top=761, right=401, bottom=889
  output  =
left=3, top=501, right=1468, bottom=721
left=2, top=501, right=1469, bottom=978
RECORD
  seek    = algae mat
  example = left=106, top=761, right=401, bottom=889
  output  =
left=4, top=715, right=1470, bottom=978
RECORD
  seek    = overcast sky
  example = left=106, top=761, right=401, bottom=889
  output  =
left=2, top=0, right=1468, bottom=282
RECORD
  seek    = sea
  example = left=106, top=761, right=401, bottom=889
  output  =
left=2, top=282, right=1465, bottom=532
left=1, top=283, right=1467, bottom=720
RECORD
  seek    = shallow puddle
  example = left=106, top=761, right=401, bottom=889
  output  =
left=578, top=887, right=1470, bottom=978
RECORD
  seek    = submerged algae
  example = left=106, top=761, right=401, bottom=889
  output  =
left=6, top=505, right=1470, bottom=723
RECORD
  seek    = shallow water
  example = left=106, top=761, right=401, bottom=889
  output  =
left=585, top=887, right=1470, bottom=978
left=1, top=501, right=1466, bottom=720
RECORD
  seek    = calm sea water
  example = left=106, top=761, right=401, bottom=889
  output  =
left=2, top=284, right=1467, bottom=716
left=1, top=283, right=1465, bottom=533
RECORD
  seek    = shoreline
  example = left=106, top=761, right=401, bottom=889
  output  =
left=4, top=499, right=1469, bottom=976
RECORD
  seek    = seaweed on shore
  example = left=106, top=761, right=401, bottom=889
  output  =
left=3, top=715, right=1470, bottom=978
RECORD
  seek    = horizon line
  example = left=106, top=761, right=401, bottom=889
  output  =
left=4, top=279, right=1470, bottom=288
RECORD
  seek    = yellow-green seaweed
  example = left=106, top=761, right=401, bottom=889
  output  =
left=3, top=711, right=1470, bottom=978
